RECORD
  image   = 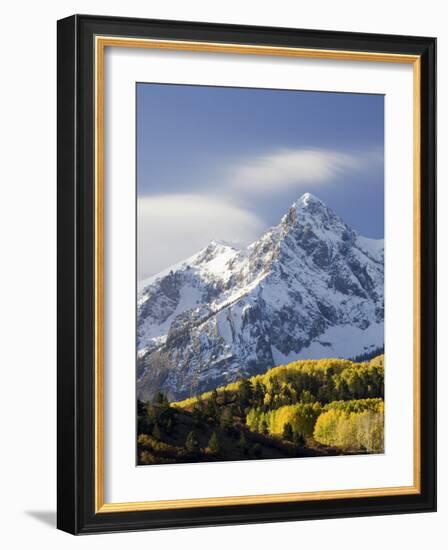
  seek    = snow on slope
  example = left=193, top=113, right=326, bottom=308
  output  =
left=136, top=192, right=384, bottom=402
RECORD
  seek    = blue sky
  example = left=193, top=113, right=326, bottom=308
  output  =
left=137, top=83, right=384, bottom=280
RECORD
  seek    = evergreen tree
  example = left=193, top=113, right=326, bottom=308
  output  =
left=293, top=430, right=305, bottom=447
left=145, top=403, right=157, bottom=425
left=165, top=416, right=174, bottom=435
left=253, top=381, right=265, bottom=405
left=157, top=405, right=175, bottom=432
left=238, top=431, right=249, bottom=455
left=270, top=377, right=281, bottom=396
left=205, top=397, right=219, bottom=422
left=208, top=431, right=220, bottom=455
left=283, top=422, right=293, bottom=441
left=185, top=430, right=200, bottom=454
left=238, top=379, right=253, bottom=408
left=261, top=420, right=269, bottom=436
left=152, top=423, right=162, bottom=440
left=211, top=388, right=219, bottom=403
left=155, top=392, right=169, bottom=407
left=230, top=403, right=240, bottom=419
left=192, top=406, right=203, bottom=428
left=137, top=399, right=146, bottom=418
left=282, top=385, right=293, bottom=405
left=300, top=389, right=316, bottom=403
left=219, top=407, right=233, bottom=431
left=137, top=401, right=154, bottom=434
left=221, top=389, right=228, bottom=405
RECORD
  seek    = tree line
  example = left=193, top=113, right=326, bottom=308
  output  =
left=137, top=355, right=385, bottom=464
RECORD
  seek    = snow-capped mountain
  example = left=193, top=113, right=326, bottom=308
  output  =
left=137, top=193, right=384, bottom=402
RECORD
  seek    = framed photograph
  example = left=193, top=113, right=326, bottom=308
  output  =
left=57, top=14, right=436, bottom=534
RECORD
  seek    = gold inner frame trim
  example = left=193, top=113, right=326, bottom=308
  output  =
left=94, top=35, right=421, bottom=513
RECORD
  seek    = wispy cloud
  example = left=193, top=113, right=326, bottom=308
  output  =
left=228, top=147, right=381, bottom=194
left=138, top=147, right=383, bottom=278
left=138, top=194, right=264, bottom=280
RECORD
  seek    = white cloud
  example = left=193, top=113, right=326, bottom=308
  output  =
left=229, top=148, right=369, bottom=193
left=137, top=148, right=382, bottom=280
left=138, top=194, right=264, bottom=280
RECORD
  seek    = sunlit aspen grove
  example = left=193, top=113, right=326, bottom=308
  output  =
left=137, top=355, right=384, bottom=465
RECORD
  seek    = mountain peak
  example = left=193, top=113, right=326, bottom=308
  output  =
left=294, top=192, right=325, bottom=209
left=137, top=192, right=384, bottom=401
left=280, top=192, right=331, bottom=232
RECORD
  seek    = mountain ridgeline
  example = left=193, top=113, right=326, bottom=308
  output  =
left=137, top=193, right=384, bottom=402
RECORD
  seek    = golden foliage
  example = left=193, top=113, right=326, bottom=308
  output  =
left=314, top=406, right=384, bottom=452
left=247, top=402, right=322, bottom=437
left=172, top=355, right=384, bottom=409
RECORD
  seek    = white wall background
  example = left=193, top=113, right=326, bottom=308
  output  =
left=0, top=0, right=444, bottom=547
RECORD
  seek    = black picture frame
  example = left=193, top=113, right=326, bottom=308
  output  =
left=57, top=14, right=436, bottom=534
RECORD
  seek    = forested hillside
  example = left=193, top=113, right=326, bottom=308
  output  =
left=137, top=355, right=384, bottom=465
